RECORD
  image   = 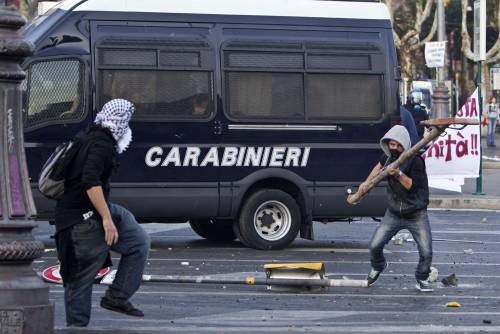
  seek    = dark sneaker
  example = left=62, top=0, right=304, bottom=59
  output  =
left=100, top=297, right=144, bottom=317
left=416, top=279, right=433, bottom=292
left=366, top=262, right=388, bottom=286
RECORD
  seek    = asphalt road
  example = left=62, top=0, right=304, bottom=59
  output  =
left=33, top=209, right=500, bottom=333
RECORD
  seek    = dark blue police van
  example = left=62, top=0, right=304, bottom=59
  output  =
left=21, top=0, right=401, bottom=249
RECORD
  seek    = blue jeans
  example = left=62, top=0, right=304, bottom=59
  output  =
left=487, top=117, right=497, bottom=146
left=369, top=209, right=432, bottom=281
left=64, top=203, right=150, bottom=327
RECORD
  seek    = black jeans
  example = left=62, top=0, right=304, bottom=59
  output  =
left=369, top=209, right=432, bottom=281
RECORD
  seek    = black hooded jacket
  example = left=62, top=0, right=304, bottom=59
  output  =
left=379, top=155, right=429, bottom=215
left=55, top=125, right=117, bottom=233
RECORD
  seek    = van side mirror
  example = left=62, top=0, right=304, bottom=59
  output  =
left=394, top=66, right=402, bottom=81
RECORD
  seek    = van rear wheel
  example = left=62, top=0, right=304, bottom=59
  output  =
left=189, top=219, right=237, bottom=242
left=238, top=189, right=301, bottom=250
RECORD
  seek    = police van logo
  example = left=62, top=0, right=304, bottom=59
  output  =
left=146, top=146, right=310, bottom=167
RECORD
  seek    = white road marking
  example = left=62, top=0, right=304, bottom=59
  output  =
left=142, top=223, right=190, bottom=234
left=39, top=256, right=500, bottom=266
left=288, top=248, right=373, bottom=253
left=176, top=309, right=500, bottom=323
left=53, top=324, right=500, bottom=333
left=49, top=289, right=500, bottom=300
left=40, top=248, right=500, bottom=256
left=433, top=230, right=500, bottom=235
left=429, top=208, right=500, bottom=212
left=288, top=248, right=500, bottom=255
left=483, top=155, right=500, bottom=161
left=330, top=272, right=500, bottom=279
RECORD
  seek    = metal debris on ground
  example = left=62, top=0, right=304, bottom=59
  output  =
left=428, top=267, right=439, bottom=282
left=393, top=237, right=403, bottom=245
left=446, top=301, right=461, bottom=308
left=392, top=232, right=412, bottom=245
left=441, top=273, right=458, bottom=287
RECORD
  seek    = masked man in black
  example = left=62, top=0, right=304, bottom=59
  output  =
left=358, top=125, right=433, bottom=292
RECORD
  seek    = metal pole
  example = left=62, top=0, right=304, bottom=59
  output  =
left=474, top=61, right=484, bottom=195
left=437, top=0, right=446, bottom=82
left=433, top=81, right=451, bottom=119
left=143, top=275, right=369, bottom=288
left=0, top=5, right=54, bottom=334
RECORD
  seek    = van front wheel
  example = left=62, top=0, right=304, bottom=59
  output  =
left=238, top=189, right=301, bottom=250
left=189, top=219, right=237, bottom=242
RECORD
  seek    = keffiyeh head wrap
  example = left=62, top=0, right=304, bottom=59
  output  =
left=95, top=99, right=135, bottom=154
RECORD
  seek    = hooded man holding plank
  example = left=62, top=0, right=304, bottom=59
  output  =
left=358, top=125, right=433, bottom=292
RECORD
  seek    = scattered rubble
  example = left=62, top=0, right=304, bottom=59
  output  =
left=441, top=273, right=458, bottom=287
left=428, top=267, right=439, bottom=282
left=446, top=301, right=461, bottom=308
left=392, top=232, right=413, bottom=245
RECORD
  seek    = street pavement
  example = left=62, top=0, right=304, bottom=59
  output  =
left=28, top=133, right=500, bottom=333
left=32, top=208, right=500, bottom=333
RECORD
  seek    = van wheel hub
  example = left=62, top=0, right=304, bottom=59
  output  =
left=260, top=212, right=275, bottom=228
left=254, top=200, right=292, bottom=241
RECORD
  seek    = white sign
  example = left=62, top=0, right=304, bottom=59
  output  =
left=473, top=0, right=486, bottom=61
left=494, top=72, right=500, bottom=91
left=491, top=66, right=500, bottom=91
left=422, top=89, right=480, bottom=192
left=425, top=41, right=447, bottom=68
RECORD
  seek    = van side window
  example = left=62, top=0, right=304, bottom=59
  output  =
left=227, top=72, right=304, bottom=120
left=307, top=74, right=382, bottom=120
left=96, top=40, right=214, bottom=121
left=224, top=50, right=305, bottom=120
left=100, top=70, right=212, bottom=120
left=223, top=42, right=384, bottom=122
left=23, top=58, right=84, bottom=129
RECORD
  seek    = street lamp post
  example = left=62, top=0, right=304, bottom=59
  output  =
left=437, top=0, right=446, bottom=82
left=0, top=5, right=54, bottom=334
left=432, top=0, right=450, bottom=120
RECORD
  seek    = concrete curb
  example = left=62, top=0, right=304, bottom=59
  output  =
left=429, top=196, right=500, bottom=210
left=483, top=161, right=500, bottom=169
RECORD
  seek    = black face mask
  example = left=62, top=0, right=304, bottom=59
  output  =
left=389, top=149, right=401, bottom=160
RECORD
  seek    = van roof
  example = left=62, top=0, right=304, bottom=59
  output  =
left=61, top=0, right=390, bottom=21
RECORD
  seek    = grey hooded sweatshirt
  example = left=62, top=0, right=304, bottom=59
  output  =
left=379, top=125, right=429, bottom=215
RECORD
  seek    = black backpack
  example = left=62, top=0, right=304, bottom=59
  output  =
left=38, top=130, right=87, bottom=200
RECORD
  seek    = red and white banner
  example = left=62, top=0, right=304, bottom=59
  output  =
left=422, top=89, right=480, bottom=191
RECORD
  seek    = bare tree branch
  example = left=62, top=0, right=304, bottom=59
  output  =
left=461, top=0, right=500, bottom=62
left=400, top=0, right=435, bottom=49
left=461, top=0, right=475, bottom=61
left=410, top=7, right=438, bottom=51
left=414, top=0, right=435, bottom=35
left=485, top=4, right=500, bottom=60
left=383, top=0, right=402, bottom=48
left=486, top=53, right=500, bottom=64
